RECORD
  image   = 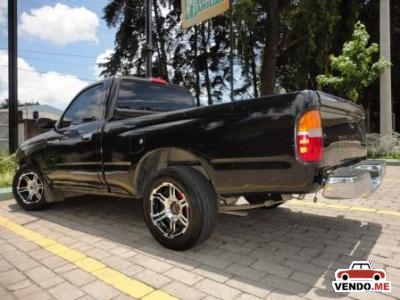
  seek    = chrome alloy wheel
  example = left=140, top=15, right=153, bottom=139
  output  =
left=150, top=182, right=190, bottom=239
left=16, top=172, right=44, bottom=204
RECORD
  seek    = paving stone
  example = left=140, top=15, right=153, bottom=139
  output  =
left=1, top=168, right=400, bottom=300
left=111, top=294, right=135, bottom=300
left=78, top=235, right=102, bottom=244
left=194, top=254, right=231, bottom=270
left=0, top=258, right=13, bottom=272
left=82, top=280, right=120, bottom=300
left=0, top=293, right=15, bottom=300
left=63, top=269, right=96, bottom=287
left=85, top=248, right=111, bottom=260
left=134, top=269, right=172, bottom=288
left=130, top=254, right=173, bottom=273
left=93, top=240, right=118, bottom=251
left=225, top=277, right=270, bottom=298
left=164, top=267, right=204, bottom=285
left=28, top=249, right=53, bottom=260
left=26, top=266, right=57, bottom=283
left=109, top=247, right=137, bottom=258
left=281, top=259, right=325, bottom=276
left=0, top=269, right=27, bottom=285
left=289, top=271, right=319, bottom=286
left=225, top=264, right=265, bottom=282
left=251, top=260, right=292, bottom=278
left=7, top=279, right=32, bottom=291
left=195, top=279, right=241, bottom=299
left=120, top=264, right=145, bottom=276
left=9, top=239, right=39, bottom=252
left=12, top=284, right=42, bottom=298
left=0, top=285, right=8, bottom=295
left=266, top=291, right=304, bottom=299
left=54, top=264, right=77, bottom=274
left=69, top=242, right=93, bottom=252
left=163, top=281, right=206, bottom=300
left=2, top=250, right=40, bottom=271
left=49, top=282, right=84, bottom=300
left=41, top=256, right=69, bottom=269
left=218, top=251, right=257, bottom=266
left=102, top=256, right=133, bottom=271
left=39, top=276, right=65, bottom=289
left=261, top=275, right=311, bottom=295
left=76, top=295, right=97, bottom=300
left=192, top=266, right=232, bottom=283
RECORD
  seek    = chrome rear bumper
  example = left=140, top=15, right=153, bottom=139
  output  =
left=323, top=160, right=386, bottom=199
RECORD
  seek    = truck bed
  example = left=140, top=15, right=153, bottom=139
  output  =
left=108, top=90, right=367, bottom=196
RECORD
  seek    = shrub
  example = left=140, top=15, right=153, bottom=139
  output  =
left=0, top=150, right=16, bottom=188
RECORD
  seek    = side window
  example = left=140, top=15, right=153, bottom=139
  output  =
left=116, top=80, right=194, bottom=113
left=61, top=84, right=103, bottom=127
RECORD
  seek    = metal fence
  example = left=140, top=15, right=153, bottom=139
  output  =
left=0, top=111, right=8, bottom=152
left=367, top=132, right=400, bottom=157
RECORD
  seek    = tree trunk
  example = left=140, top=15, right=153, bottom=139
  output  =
left=201, top=24, right=212, bottom=105
left=153, top=0, right=169, bottom=80
left=250, top=34, right=258, bottom=98
left=260, top=0, right=279, bottom=96
left=194, top=26, right=201, bottom=106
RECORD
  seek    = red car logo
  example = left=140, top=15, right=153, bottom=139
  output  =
left=335, top=261, right=386, bottom=281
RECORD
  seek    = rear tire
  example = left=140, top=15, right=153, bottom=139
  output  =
left=143, top=166, right=217, bottom=251
left=13, top=166, right=50, bottom=211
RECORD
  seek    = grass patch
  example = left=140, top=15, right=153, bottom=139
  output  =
left=0, top=150, right=16, bottom=188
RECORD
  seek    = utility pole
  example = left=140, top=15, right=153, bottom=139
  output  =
left=229, top=0, right=234, bottom=102
left=380, top=0, right=392, bottom=136
left=8, top=0, right=18, bottom=154
left=145, top=0, right=153, bottom=78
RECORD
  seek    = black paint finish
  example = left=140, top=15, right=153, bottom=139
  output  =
left=15, top=77, right=367, bottom=198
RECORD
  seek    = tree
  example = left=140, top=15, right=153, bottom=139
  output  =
left=260, top=0, right=279, bottom=95
left=316, top=21, right=390, bottom=102
left=100, top=0, right=231, bottom=105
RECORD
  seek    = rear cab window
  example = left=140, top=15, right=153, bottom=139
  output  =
left=115, top=79, right=195, bottom=119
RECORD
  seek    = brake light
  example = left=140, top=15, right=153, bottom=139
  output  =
left=296, top=110, right=323, bottom=163
left=150, top=77, right=167, bottom=85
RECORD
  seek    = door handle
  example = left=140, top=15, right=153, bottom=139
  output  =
left=81, top=133, right=93, bottom=141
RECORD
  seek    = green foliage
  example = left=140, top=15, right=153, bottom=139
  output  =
left=317, top=21, right=390, bottom=101
left=0, top=150, right=15, bottom=188
left=278, top=0, right=345, bottom=91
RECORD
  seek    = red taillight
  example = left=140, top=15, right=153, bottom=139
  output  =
left=150, top=77, right=167, bottom=85
left=296, top=110, right=323, bottom=163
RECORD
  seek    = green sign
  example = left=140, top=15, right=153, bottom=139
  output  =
left=182, top=0, right=230, bottom=29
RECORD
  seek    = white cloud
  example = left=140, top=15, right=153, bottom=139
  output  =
left=93, top=49, right=114, bottom=79
left=19, top=3, right=99, bottom=46
left=0, top=50, right=88, bottom=110
left=0, top=0, right=7, bottom=28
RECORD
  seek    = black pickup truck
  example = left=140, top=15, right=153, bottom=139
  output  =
left=13, top=76, right=385, bottom=250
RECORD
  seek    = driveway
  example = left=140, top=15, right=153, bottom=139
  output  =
left=0, top=166, right=399, bottom=299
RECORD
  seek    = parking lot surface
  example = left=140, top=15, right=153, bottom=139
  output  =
left=0, top=166, right=400, bottom=300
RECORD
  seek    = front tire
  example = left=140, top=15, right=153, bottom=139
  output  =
left=143, top=166, right=217, bottom=251
left=13, top=167, right=49, bottom=211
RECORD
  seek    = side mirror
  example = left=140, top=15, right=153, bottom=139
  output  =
left=37, top=118, right=56, bottom=130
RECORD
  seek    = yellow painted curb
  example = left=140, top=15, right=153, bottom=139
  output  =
left=287, top=200, right=400, bottom=218
left=0, top=216, right=178, bottom=300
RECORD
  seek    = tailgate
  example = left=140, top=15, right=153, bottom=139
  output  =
left=317, top=91, right=367, bottom=169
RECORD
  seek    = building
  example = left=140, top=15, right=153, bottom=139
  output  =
left=0, top=104, right=62, bottom=152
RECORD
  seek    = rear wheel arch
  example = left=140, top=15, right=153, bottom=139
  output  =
left=134, top=147, right=214, bottom=198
